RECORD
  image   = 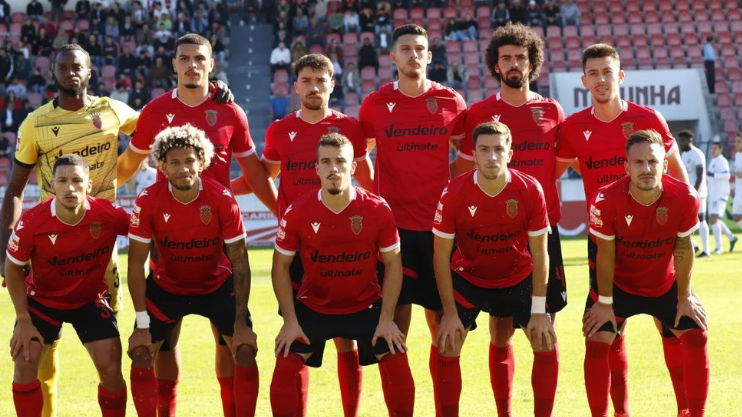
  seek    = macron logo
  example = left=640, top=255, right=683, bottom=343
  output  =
left=163, top=213, right=171, bottom=223
left=223, top=189, right=232, bottom=197
left=468, top=206, right=478, bottom=217
left=48, top=234, right=58, bottom=244
left=594, top=193, right=605, bottom=204
left=625, top=215, right=633, bottom=226
left=491, top=115, right=501, bottom=122
left=386, top=103, right=396, bottom=113
left=311, top=222, right=321, bottom=233
left=289, top=131, right=297, bottom=142
left=166, top=114, right=175, bottom=123
left=583, top=130, right=593, bottom=141
left=16, top=221, right=24, bottom=230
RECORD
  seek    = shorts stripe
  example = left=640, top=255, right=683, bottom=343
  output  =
left=402, top=267, right=419, bottom=279
left=28, top=305, right=61, bottom=327
left=146, top=299, right=177, bottom=324
left=453, top=290, right=477, bottom=309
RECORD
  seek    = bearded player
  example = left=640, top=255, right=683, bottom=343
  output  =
left=584, top=130, right=709, bottom=417
left=358, top=24, right=467, bottom=415
left=554, top=44, right=691, bottom=417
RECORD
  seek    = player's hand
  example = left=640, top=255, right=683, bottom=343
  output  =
left=372, top=319, right=406, bottom=354
left=437, top=313, right=465, bottom=354
left=127, top=328, right=154, bottom=359
left=210, top=81, right=234, bottom=103
left=232, top=323, right=258, bottom=354
left=526, top=313, right=556, bottom=351
left=582, top=301, right=616, bottom=337
left=275, top=320, right=309, bottom=358
left=676, top=296, right=708, bottom=330
left=10, top=319, right=43, bottom=361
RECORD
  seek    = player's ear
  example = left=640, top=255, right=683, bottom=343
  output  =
left=351, top=160, right=357, bottom=176
left=663, top=158, right=669, bottom=172
left=507, top=147, right=513, bottom=163
left=617, top=69, right=625, bottom=84
left=208, top=57, right=215, bottom=74
left=427, top=50, right=432, bottom=64
left=580, top=73, right=588, bottom=89
left=87, top=178, right=93, bottom=193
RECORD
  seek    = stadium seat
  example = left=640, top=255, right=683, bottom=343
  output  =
left=650, top=34, right=665, bottom=48
left=467, top=88, right=483, bottom=104
left=717, top=93, right=732, bottom=107
left=11, top=12, right=25, bottom=23
left=466, top=76, right=482, bottom=91
left=720, top=107, right=736, bottom=121
left=359, top=32, right=374, bottom=45
left=476, top=6, right=490, bottom=19
left=345, top=105, right=360, bottom=119
left=346, top=92, right=359, bottom=107
left=596, top=25, right=612, bottom=42
left=0, top=171, right=8, bottom=187
left=463, top=40, right=478, bottom=53
left=723, top=120, right=739, bottom=134
left=59, top=19, right=73, bottom=34
left=658, top=0, right=673, bottom=12
left=667, top=33, right=682, bottom=48
left=593, top=2, right=607, bottom=13
left=645, top=11, right=660, bottom=24
left=616, top=35, right=631, bottom=48
left=361, top=80, right=376, bottom=95
left=628, top=24, right=644, bottom=37
left=410, top=7, right=424, bottom=19
left=547, top=37, right=563, bottom=51
left=310, top=44, right=324, bottom=54
left=627, top=11, right=642, bottom=24
left=721, top=44, right=736, bottom=57
left=428, top=19, right=442, bottom=32
left=566, top=36, right=580, bottom=49
left=325, top=33, right=341, bottom=45
left=393, top=8, right=408, bottom=20
left=4, top=131, right=16, bottom=145
left=342, top=44, right=357, bottom=58
left=594, top=13, right=609, bottom=25
left=448, top=52, right=462, bottom=64
left=642, top=1, right=657, bottom=12
left=636, top=47, right=652, bottom=66
left=445, top=42, right=460, bottom=55
left=465, top=62, right=480, bottom=77
left=732, top=81, right=742, bottom=94
left=709, top=0, right=723, bottom=9
left=723, top=57, right=740, bottom=71
left=27, top=93, right=42, bottom=108
left=379, top=67, right=393, bottom=84
left=273, top=70, right=289, bottom=84
left=729, top=8, right=742, bottom=21
left=654, top=47, right=670, bottom=65
left=464, top=53, right=479, bottom=65
left=676, top=0, right=690, bottom=11
left=343, top=32, right=358, bottom=45
left=614, top=24, right=629, bottom=37
left=626, top=0, right=640, bottom=13
left=360, top=67, right=375, bottom=81
left=567, top=49, right=582, bottom=69
left=379, top=55, right=392, bottom=69
left=460, top=7, right=475, bottom=18
left=443, top=7, right=457, bottom=20
left=426, top=7, right=441, bottom=20
left=670, top=47, right=686, bottom=63
left=633, top=34, right=648, bottom=48
left=151, top=88, right=166, bottom=98
left=610, top=13, right=626, bottom=26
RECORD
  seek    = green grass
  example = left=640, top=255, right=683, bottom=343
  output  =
left=1, top=235, right=741, bottom=417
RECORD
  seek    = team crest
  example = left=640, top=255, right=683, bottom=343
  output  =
left=200, top=205, right=212, bottom=225
left=205, top=110, right=218, bottom=126
left=506, top=199, right=519, bottom=218
left=426, top=97, right=438, bottom=114
left=656, top=207, right=668, bottom=225
left=531, top=107, right=545, bottom=126
left=621, top=122, right=634, bottom=139
left=89, top=222, right=102, bottom=239
left=328, top=126, right=340, bottom=134
left=350, top=215, right=363, bottom=235
left=91, top=114, right=102, bottom=129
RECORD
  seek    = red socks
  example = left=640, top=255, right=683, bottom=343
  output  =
left=532, top=349, right=559, bottom=417
left=429, top=345, right=442, bottom=417
left=98, top=384, right=127, bottom=417
left=235, top=365, right=260, bottom=417
left=609, top=336, right=630, bottom=416
left=681, top=330, right=709, bottom=417
left=662, top=336, right=688, bottom=413
left=584, top=341, right=611, bottom=417
left=217, top=377, right=235, bottom=417
left=489, top=343, right=514, bottom=417
left=157, top=379, right=178, bottom=417
left=337, top=350, right=362, bottom=417
left=271, top=354, right=306, bottom=417
left=131, top=367, right=157, bottom=417
left=294, top=365, right=309, bottom=417
left=13, top=380, right=43, bottom=417
left=434, top=355, right=461, bottom=417
left=378, top=353, right=415, bottom=417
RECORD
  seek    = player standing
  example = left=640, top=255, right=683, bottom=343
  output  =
left=554, top=44, right=690, bottom=417
left=677, top=130, right=710, bottom=257
left=256, top=54, right=374, bottom=417
left=583, top=130, right=709, bottom=417
left=358, top=24, right=467, bottom=414
left=451, top=24, right=566, bottom=416
left=733, top=133, right=742, bottom=230
left=706, top=141, right=738, bottom=253
left=270, top=133, right=414, bottom=417
left=6, top=155, right=130, bottom=417
left=116, top=33, right=275, bottom=417
left=434, top=122, right=557, bottom=417
left=127, top=124, right=259, bottom=417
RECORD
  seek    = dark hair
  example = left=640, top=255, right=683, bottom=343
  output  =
left=53, top=154, right=89, bottom=175
left=706, top=36, right=714, bottom=42
left=316, top=133, right=352, bottom=159
left=625, top=129, right=664, bottom=154
left=710, top=141, right=723, bottom=148
left=392, top=24, right=428, bottom=47
left=485, top=23, right=545, bottom=82
left=292, top=53, right=334, bottom=78
left=677, top=129, right=694, bottom=140
left=174, top=33, right=212, bottom=57
left=582, top=43, right=620, bottom=72
left=472, top=121, right=512, bottom=147
left=55, top=44, right=91, bottom=66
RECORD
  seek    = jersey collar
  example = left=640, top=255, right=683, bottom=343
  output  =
left=495, top=91, right=537, bottom=107
left=590, top=100, right=628, bottom=123
left=393, top=80, right=432, bottom=97
left=297, top=109, right=332, bottom=124
left=473, top=169, right=511, bottom=197
left=171, top=88, right=210, bottom=108
left=168, top=177, right=204, bottom=204
left=317, top=186, right=357, bottom=214
left=51, top=197, right=91, bottom=226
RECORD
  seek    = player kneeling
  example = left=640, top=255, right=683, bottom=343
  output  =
left=433, top=121, right=558, bottom=417
left=583, top=130, right=709, bottom=417
left=270, top=133, right=414, bottom=417
left=127, top=124, right=258, bottom=417
left=6, top=155, right=130, bottom=417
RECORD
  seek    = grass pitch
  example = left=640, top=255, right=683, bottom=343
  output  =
left=1, top=234, right=741, bottom=416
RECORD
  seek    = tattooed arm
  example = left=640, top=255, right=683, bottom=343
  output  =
left=673, top=235, right=707, bottom=329
left=226, top=239, right=258, bottom=350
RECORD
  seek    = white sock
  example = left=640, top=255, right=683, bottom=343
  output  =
left=699, top=221, right=710, bottom=254
left=712, top=222, right=723, bottom=251
left=720, top=220, right=735, bottom=239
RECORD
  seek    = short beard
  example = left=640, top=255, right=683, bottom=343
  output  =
left=56, top=79, right=88, bottom=96
left=502, top=76, right=526, bottom=89
left=399, top=67, right=421, bottom=80
left=301, top=98, right=324, bottom=111
left=171, top=182, right=193, bottom=191
left=327, top=186, right=341, bottom=195
left=184, top=83, right=199, bottom=89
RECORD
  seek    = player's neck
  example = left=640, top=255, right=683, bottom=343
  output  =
left=499, top=85, right=531, bottom=106
left=299, top=106, right=331, bottom=123
left=321, top=187, right=353, bottom=213
left=592, top=98, right=624, bottom=122
left=629, top=183, right=662, bottom=206
left=176, top=84, right=210, bottom=106
left=171, top=178, right=201, bottom=204
left=476, top=169, right=508, bottom=197
left=58, top=91, right=91, bottom=111
left=397, top=76, right=429, bottom=97
left=54, top=199, right=87, bottom=225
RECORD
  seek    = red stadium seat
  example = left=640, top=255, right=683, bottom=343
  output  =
left=616, top=35, right=631, bottom=48
left=410, top=7, right=424, bottom=19
left=626, top=1, right=640, bottom=13
left=465, top=62, right=480, bottom=76
left=11, top=12, right=25, bottom=23
left=645, top=11, right=660, bottom=24
left=76, top=19, right=89, bottom=32
left=448, top=52, right=461, bottom=64
left=723, top=120, right=739, bottom=134
left=342, top=44, right=357, bottom=58
left=379, top=67, right=393, bottom=84
left=709, top=0, right=723, bottom=9
left=428, top=19, right=442, bottom=31
left=646, top=23, right=661, bottom=36
left=379, top=55, right=392, bottom=69
left=563, top=25, right=578, bottom=38
left=27, top=93, right=42, bottom=108
left=650, top=34, right=665, bottom=48
left=721, top=107, right=736, bottom=121
left=547, top=37, right=563, bottom=51
left=463, top=40, right=478, bottom=53
left=274, top=70, right=289, bottom=83
left=467, top=88, right=483, bottom=104
left=724, top=57, right=740, bottom=71
left=567, top=49, right=582, bottom=68
left=627, top=11, right=642, bottom=24
left=593, top=2, right=607, bottom=13
left=464, top=53, right=479, bottom=65
left=393, top=8, right=408, bottom=20
left=628, top=23, right=643, bottom=36
left=636, top=47, right=652, bottom=66
left=614, top=24, right=629, bottom=37
left=460, top=7, right=475, bottom=19
left=59, top=19, right=73, bottom=34
left=608, top=2, right=623, bottom=14
left=566, top=36, right=580, bottom=49
left=729, top=8, right=742, bottom=21
left=670, top=47, right=686, bottom=62
left=717, top=93, right=732, bottom=107
left=711, top=10, right=727, bottom=23
left=359, top=32, right=374, bottom=45
left=596, top=25, right=612, bottom=42
left=466, top=76, right=482, bottom=91
left=476, top=6, right=490, bottom=19
left=550, top=49, right=566, bottom=67
left=594, top=13, right=609, bottom=25
left=676, top=0, right=690, bottom=11
left=666, top=33, right=682, bottom=48
left=610, top=13, right=626, bottom=26
left=721, top=44, right=736, bottom=57
left=658, top=0, right=673, bottom=12
left=345, top=105, right=360, bottom=118
left=310, top=44, right=324, bottom=54
left=732, top=82, right=742, bottom=94
left=733, top=95, right=742, bottom=107
left=361, top=80, right=376, bottom=95
left=443, top=7, right=457, bottom=20
left=445, top=42, right=460, bottom=54
left=343, top=32, right=358, bottom=45
left=426, top=7, right=441, bottom=20
left=642, top=1, right=657, bottom=12
left=361, top=67, right=375, bottom=81
left=325, top=33, right=341, bottom=45
left=654, top=47, right=670, bottom=65
left=346, top=92, right=359, bottom=107
left=151, top=88, right=166, bottom=98
left=633, top=34, right=648, bottom=48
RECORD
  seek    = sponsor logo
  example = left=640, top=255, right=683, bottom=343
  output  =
left=163, top=213, right=171, bottom=223
left=350, top=215, right=363, bottom=235
left=310, top=249, right=372, bottom=263
left=621, top=122, right=634, bottom=139
left=48, top=245, right=111, bottom=266
left=426, top=97, right=438, bottom=113
left=616, top=235, right=675, bottom=249
left=205, top=110, right=218, bottom=126
left=656, top=207, right=668, bottom=225
left=158, top=236, right=220, bottom=250
left=8, top=232, right=19, bottom=251
left=200, top=206, right=212, bottom=225
left=311, top=222, right=321, bottom=233
left=48, top=234, right=58, bottom=244
left=583, top=130, right=592, bottom=141
left=91, top=114, right=102, bottom=129
left=506, top=199, right=518, bottom=218
left=166, top=113, right=175, bottom=123
left=434, top=209, right=443, bottom=225
left=15, top=134, right=21, bottom=153
left=285, top=158, right=316, bottom=171
left=625, top=215, right=634, bottom=226
left=289, top=131, right=297, bottom=142
left=51, top=126, right=61, bottom=136
left=55, top=142, right=112, bottom=158
left=468, top=206, right=478, bottom=217
left=89, top=222, right=101, bottom=239
left=384, top=124, right=448, bottom=138
left=386, top=102, right=396, bottom=113
left=466, top=230, right=520, bottom=243
left=589, top=204, right=603, bottom=227
left=584, top=155, right=626, bottom=170
left=512, top=141, right=550, bottom=152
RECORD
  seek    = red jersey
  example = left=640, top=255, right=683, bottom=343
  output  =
left=6, top=197, right=129, bottom=309
left=262, top=109, right=369, bottom=219
left=359, top=81, right=467, bottom=231
left=275, top=187, right=400, bottom=314
left=129, top=89, right=256, bottom=187
left=128, top=176, right=247, bottom=295
left=433, top=169, right=550, bottom=289
left=460, top=92, right=564, bottom=225
left=588, top=175, right=700, bottom=297
left=555, top=100, right=678, bottom=204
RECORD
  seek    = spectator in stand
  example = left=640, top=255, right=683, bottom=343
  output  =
left=445, top=17, right=460, bottom=41
left=1, top=98, right=23, bottom=132
left=192, top=8, right=210, bottom=35
left=208, top=20, right=227, bottom=41
left=157, top=12, right=174, bottom=32
left=13, top=53, right=31, bottom=81
left=176, top=0, right=195, bottom=17
left=118, top=46, right=137, bottom=78
left=51, top=0, right=68, bottom=24
left=276, top=0, right=291, bottom=19
left=75, top=0, right=92, bottom=21
left=91, top=2, right=106, bottom=33
left=270, top=41, right=292, bottom=75
left=153, top=1, right=169, bottom=20
left=526, top=0, right=543, bottom=27
left=34, top=27, right=54, bottom=57
left=6, top=78, right=27, bottom=100
left=542, top=0, right=560, bottom=28
left=428, top=61, right=448, bottom=84
left=209, top=33, right=226, bottom=66
left=110, top=82, right=130, bottom=104
left=429, top=36, right=446, bottom=67
left=447, top=60, right=468, bottom=94
left=128, top=80, right=151, bottom=110
left=102, top=35, right=119, bottom=65
left=21, top=19, right=38, bottom=47
left=0, top=0, right=10, bottom=27
left=133, top=50, right=151, bottom=80
left=40, top=16, right=57, bottom=38
left=343, top=61, right=361, bottom=96
left=20, top=98, right=35, bottom=119
left=155, top=22, right=174, bottom=48
left=704, top=36, right=716, bottom=93
left=329, top=12, right=344, bottom=34
left=212, top=61, right=229, bottom=84
left=359, top=8, right=376, bottom=33
left=131, top=1, right=147, bottom=27
left=121, top=15, right=137, bottom=41
left=52, top=29, right=68, bottom=50
left=110, top=1, right=125, bottom=23
left=291, top=39, right=309, bottom=63
left=377, top=25, right=392, bottom=53
left=330, top=53, right=343, bottom=78
left=329, top=78, right=346, bottom=112
left=28, top=68, right=47, bottom=95
left=27, top=0, right=44, bottom=23
left=358, top=37, right=378, bottom=73
left=103, top=16, right=120, bottom=42
left=492, top=2, right=510, bottom=29
left=154, top=45, right=172, bottom=64
left=292, top=8, right=310, bottom=37
left=274, top=29, right=290, bottom=47
left=208, top=0, right=228, bottom=28
left=0, top=133, right=9, bottom=162
left=509, top=0, right=527, bottom=24
left=269, top=88, right=289, bottom=120
left=137, top=23, right=156, bottom=46
left=375, top=1, right=392, bottom=35
left=459, top=13, right=478, bottom=40
left=343, top=0, right=359, bottom=12
left=344, top=9, right=361, bottom=34
left=325, top=38, right=344, bottom=65
left=150, top=56, right=171, bottom=89
left=4, top=91, right=20, bottom=109
left=85, top=34, right=102, bottom=66
left=69, top=28, right=88, bottom=49
left=174, top=12, right=191, bottom=36
left=560, top=0, right=580, bottom=27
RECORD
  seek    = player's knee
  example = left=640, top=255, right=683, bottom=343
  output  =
left=234, top=345, right=257, bottom=367
left=439, top=341, right=463, bottom=357
left=586, top=331, right=615, bottom=345
left=332, top=337, right=356, bottom=353
left=680, top=329, right=708, bottom=349
left=130, top=346, right=154, bottom=368
left=734, top=216, right=742, bottom=222
left=14, top=344, right=44, bottom=378
left=489, top=317, right=515, bottom=347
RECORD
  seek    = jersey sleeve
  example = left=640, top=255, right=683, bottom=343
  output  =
left=458, top=112, right=474, bottom=161
left=555, top=123, right=577, bottom=162
left=349, top=118, right=369, bottom=161
left=377, top=201, right=401, bottom=252
left=13, top=117, right=39, bottom=168
left=128, top=193, right=153, bottom=243
left=230, top=104, right=256, bottom=158
left=431, top=184, right=456, bottom=239
left=588, top=189, right=615, bottom=241
left=653, top=109, right=678, bottom=157
left=113, top=205, right=131, bottom=236
left=110, top=98, right=140, bottom=136
left=261, top=122, right=281, bottom=164
left=129, top=103, right=157, bottom=154
left=219, top=190, right=247, bottom=243
left=274, top=205, right=299, bottom=255
left=358, top=94, right=376, bottom=140
left=449, top=91, right=467, bottom=141
left=526, top=181, right=550, bottom=236
left=5, top=215, right=32, bottom=266
left=678, top=189, right=701, bottom=238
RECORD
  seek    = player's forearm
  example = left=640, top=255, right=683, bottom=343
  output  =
left=353, top=157, right=374, bottom=191
left=240, top=156, right=278, bottom=215
left=379, top=252, right=402, bottom=321
left=230, top=175, right=254, bottom=195
left=228, top=243, right=252, bottom=324
left=5, top=264, right=30, bottom=321
left=595, top=240, right=616, bottom=298
left=694, top=167, right=704, bottom=191
left=0, top=189, right=24, bottom=262
left=433, top=241, right=457, bottom=315
left=272, top=260, right=298, bottom=323
left=530, top=250, right=549, bottom=298
left=673, top=235, right=694, bottom=299
left=116, top=148, right=147, bottom=186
